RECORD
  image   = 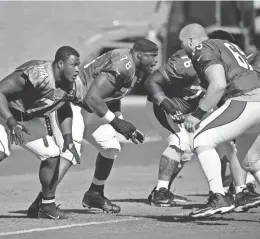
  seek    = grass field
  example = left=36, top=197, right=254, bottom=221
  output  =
left=1, top=1, right=260, bottom=239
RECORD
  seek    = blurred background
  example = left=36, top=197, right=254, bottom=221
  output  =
left=0, top=1, right=260, bottom=94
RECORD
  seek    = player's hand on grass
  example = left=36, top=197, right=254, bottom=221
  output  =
left=62, top=133, right=81, bottom=164
left=110, top=117, right=145, bottom=144
left=6, top=116, right=31, bottom=145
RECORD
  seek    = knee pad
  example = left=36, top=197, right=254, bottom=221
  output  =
left=162, top=146, right=181, bottom=163
left=166, top=131, right=193, bottom=162
left=60, top=141, right=82, bottom=165
left=167, top=129, right=192, bottom=154
left=99, top=144, right=121, bottom=160
left=162, top=145, right=193, bottom=163
left=241, top=151, right=260, bottom=174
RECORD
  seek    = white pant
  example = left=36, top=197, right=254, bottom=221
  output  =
left=146, top=100, right=193, bottom=161
left=81, top=109, right=122, bottom=159
left=146, top=100, right=236, bottom=162
left=193, top=100, right=260, bottom=173
left=0, top=104, right=84, bottom=165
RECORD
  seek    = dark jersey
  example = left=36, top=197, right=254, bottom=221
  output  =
left=247, top=51, right=260, bottom=77
left=80, top=48, right=137, bottom=104
left=7, top=60, right=85, bottom=118
left=191, top=39, right=260, bottom=101
left=158, top=49, right=205, bottom=113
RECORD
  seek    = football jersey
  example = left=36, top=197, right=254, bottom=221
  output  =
left=158, top=49, right=205, bottom=113
left=191, top=39, right=260, bottom=101
left=247, top=51, right=260, bottom=77
left=80, top=48, right=137, bottom=104
left=8, top=60, right=84, bottom=118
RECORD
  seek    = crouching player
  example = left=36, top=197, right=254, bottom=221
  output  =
left=145, top=43, right=260, bottom=211
left=0, top=46, right=84, bottom=219
left=28, top=39, right=158, bottom=215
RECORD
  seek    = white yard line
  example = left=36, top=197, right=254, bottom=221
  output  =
left=0, top=217, right=142, bottom=237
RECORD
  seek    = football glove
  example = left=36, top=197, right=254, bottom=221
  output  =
left=170, top=110, right=185, bottom=124
left=6, top=116, right=30, bottom=145
left=110, top=117, right=145, bottom=144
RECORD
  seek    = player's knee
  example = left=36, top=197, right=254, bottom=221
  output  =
left=0, top=151, right=7, bottom=162
left=100, top=143, right=121, bottom=160
left=100, top=146, right=121, bottom=160
left=162, top=146, right=181, bottom=163
left=241, top=152, right=260, bottom=174
left=60, top=141, right=82, bottom=165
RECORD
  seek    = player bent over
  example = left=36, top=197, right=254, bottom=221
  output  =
left=180, top=24, right=260, bottom=218
left=145, top=36, right=260, bottom=212
left=0, top=46, right=84, bottom=219
left=28, top=39, right=158, bottom=214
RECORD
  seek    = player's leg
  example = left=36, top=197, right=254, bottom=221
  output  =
left=191, top=100, right=260, bottom=217
left=0, top=124, right=11, bottom=162
left=217, top=140, right=260, bottom=212
left=27, top=105, right=84, bottom=218
left=82, top=111, right=121, bottom=213
left=146, top=100, right=190, bottom=206
left=23, top=135, right=65, bottom=219
left=234, top=132, right=260, bottom=211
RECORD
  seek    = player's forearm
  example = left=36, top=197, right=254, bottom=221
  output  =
left=144, top=81, right=166, bottom=106
left=0, top=93, right=13, bottom=120
left=198, top=83, right=225, bottom=112
left=84, top=94, right=109, bottom=118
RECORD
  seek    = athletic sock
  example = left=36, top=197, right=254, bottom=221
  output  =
left=197, top=149, right=225, bottom=195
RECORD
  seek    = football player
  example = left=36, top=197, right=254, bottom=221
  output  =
left=27, top=39, right=158, bottom=215
left=145, top=41, right=259, bottom=210
left=179, top=23, right=260, bottom=218
left=0, top=46, right=84, bottom=219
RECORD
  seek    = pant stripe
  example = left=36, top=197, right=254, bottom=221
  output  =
left=194, top=100, right=247, bottom=140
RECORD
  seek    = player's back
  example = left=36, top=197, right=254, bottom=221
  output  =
left=80, top=49, right=136, bottom=93
left=192, top=39, right=260, bottom=99
left=160, top=49, right=204, bottom=113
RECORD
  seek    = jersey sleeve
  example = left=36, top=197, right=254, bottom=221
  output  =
left=160, top=50, right=197, bottom=83
left=16, top=60, right=50, bottom=90
left=192, top=40, right=221, bottom=73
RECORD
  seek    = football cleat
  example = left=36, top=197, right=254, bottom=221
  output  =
left=234, top=183, right=260, bottom=212
left=189, top=191, right=234, bottom=218
left=82, top=190, right=121, bottom=213
left=148, top=187, right=176, bottom=207
left=38, top=203, right=66, bottom=220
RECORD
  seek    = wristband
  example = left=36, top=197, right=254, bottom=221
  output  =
left=102, top=110, right=116, bottom=123
left=191, top=107, right=207, bottom=120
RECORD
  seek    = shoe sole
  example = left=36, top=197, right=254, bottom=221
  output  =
left=150, top=201, right=176, bottom=207
left=173, top=199, right=191, bottom=204
left=38, top=211, right=62, bottom=220
left=234, top=199, right=260, bottom=212
left=82, top=201, right=121, bottom=213
left=190, top=205, right=235, bottom=218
